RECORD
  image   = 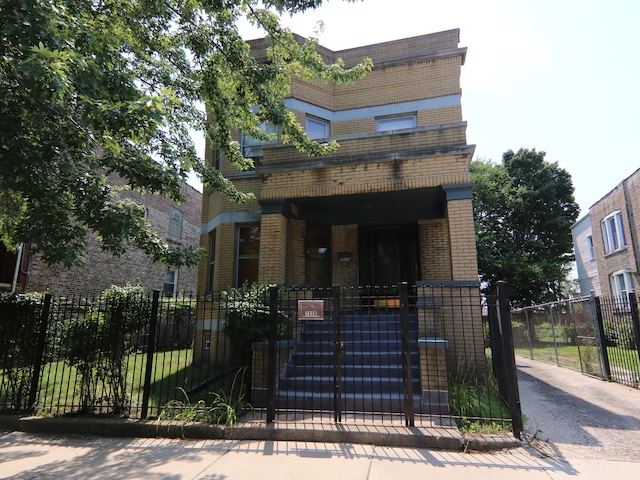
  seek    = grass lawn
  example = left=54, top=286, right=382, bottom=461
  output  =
left=2, top=349, right=235, bottom=418
left=516, top=344, right=640, bottom=381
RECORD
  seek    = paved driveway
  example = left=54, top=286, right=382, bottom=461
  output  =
left=517, top=354, right=640, bottom=462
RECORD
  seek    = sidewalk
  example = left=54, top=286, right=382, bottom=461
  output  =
left=1, top=356, right=639, bottom=479
left=1, top=429, right=637, bottom=479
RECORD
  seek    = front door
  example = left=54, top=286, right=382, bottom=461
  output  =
left=358, top=225, right=419, bottom=287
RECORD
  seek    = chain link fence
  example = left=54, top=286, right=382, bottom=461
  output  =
left=511, top=294, right=640, bottom=388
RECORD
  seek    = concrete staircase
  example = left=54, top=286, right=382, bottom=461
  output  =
left=276, top=312, right=423, bottom=413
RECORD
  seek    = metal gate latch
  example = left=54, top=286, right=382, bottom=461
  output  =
left=333, top=341, right=346, bottom=358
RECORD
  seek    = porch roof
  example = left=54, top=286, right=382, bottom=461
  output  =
left=259, top=187, right=445, bottom=226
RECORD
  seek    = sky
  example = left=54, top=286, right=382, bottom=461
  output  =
left=194, top=0, right=640, bottom=217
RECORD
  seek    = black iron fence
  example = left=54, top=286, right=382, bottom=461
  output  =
left=511, top=293, right=640, bottom=388
left=1, top=283, right=521, bottom=436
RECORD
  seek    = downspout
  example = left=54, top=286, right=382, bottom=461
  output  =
left=11, top=243, right=24, bottom=293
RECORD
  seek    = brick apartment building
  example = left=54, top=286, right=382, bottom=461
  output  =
left=195, top=29, right=485, bottom=383
left=573, top=167, right=640, bottom=299
left=0, top=175, right=202, bottom=297
left=198, top=29, right=478, bottom=294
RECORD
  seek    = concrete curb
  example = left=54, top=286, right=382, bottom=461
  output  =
left=0, top=415, right=520, bottom=451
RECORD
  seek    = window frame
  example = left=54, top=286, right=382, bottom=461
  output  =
left=168, top=207, right=183, bottom=241
left=586, top=235, right=595, bottom=261
left=241, top=121, right=277, bottom=163
left=235, top=224, right=261, bottom=287
left=610, top=269, right=634, bottom=308
left=375, top=113, right=417, bottom=132
left=207, top=229, right=216, bottom=293
left=163, top=268, right=177, bottom=297
left=306, top=116, right=330, bottom=140
left=601, top=211, right=626, bottom=254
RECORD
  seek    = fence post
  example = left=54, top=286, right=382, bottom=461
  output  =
left=266, top=285, right=279, bottom=423
left=524, top=310, right=534, bottom=359
left=629, top=292, right=640, bottom=366
left=141, top=290, right=160, bottom=419
left=549, top=305, right=560, bottom=367
left=28, top=293, right=52, bottom=411
left=495, top=281, right=523, bottom=439
left=592, top=296, right=611, bottom=382
left=399, top=282, right=415, bottom=427
left=332, top=285, right=343, bottom=423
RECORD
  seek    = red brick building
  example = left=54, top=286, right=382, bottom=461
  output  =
left=1, top=175, right=201, bottom=297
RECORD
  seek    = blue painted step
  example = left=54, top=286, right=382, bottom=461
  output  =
left=276, top=312, right=423, bottom=414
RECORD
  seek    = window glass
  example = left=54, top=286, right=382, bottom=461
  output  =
left=306, top=117, right=329, bottom=139
left=601, top=211, right=626, bottom=254
left=168, top=207, right=183, bottom=240
left=586, top=235, right=595, bottom=260
left=164, top=269, right=177, bottom=297
left=376, top=114, right=417, bottom=132
left=207, top=230, right=216, bottom=292
left=236, top=225, right=260, bottom=285
left=242, top=122, right=277, bottom=161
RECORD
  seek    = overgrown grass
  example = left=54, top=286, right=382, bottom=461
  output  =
left=157, top=368, right=252, bottom=435
left=448, top=374, right=512, bottom=434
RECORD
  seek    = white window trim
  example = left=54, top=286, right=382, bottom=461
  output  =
left=601, top=211, right=626, bottom=254
left=375, top=113, right=417, bottom=132
left=306, top=116, right=330, bottom=140
left=164, top=268, right=178, bottom=297
left=168, top=207, right=183, bottom=240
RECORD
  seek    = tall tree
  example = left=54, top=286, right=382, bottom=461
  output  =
left=0, top=0, right=371, bottom=267
left=470, top=149, right=580, bottom=306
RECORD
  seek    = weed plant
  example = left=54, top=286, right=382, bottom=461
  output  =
left=158, top=368, right=252, bottom=432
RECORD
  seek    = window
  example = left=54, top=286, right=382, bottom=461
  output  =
left=601, top=211, right=626, bottom=254
left=376, top=114, right=417, bottom=132
left=207, top=229, right=216, bottom=293
left=241, top=121, right=277, bottom=163
left=211, top=148, right=221, bottom=170
left=610, top=270, right=634, bottom=308
left=164, top=268, right=177, bottom=297
left=168, top=207, right=183, bottom=240
left=306, top=117, right=329, bottom=139
left=236, top=225, right=260, bottom=286
left=586, top=235, right=595, bottom=260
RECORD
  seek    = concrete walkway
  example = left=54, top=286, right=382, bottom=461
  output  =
left=1, top=355, right=639, bottom=479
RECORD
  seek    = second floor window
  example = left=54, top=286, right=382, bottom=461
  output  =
left=376, top=114, right=417, bottom=132
left=601, top=211, right=626, bottom=254
left=306, top=117, right=329, bottom=139
left=168, top=207, right=183, bottom=240
left=241, top=121, right=277, bottom=163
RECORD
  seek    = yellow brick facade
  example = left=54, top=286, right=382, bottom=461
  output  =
left=197, top=30, right=484, bottom=377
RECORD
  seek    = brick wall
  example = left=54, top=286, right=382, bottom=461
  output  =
left=589, top=168, right=640, bottom=296
left=26, top=176, right=202, bottom=297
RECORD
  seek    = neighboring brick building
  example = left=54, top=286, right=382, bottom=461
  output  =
left=198, top=30, right=478, bottom=294
left=3, top=175, right=202, bottom=297
left=577, top=167, right=640, bottom=299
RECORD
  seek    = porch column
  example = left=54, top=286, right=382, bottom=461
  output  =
left=442, top=183, right=478, bottom=281
left=258, top=200, right=289, bottom=285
